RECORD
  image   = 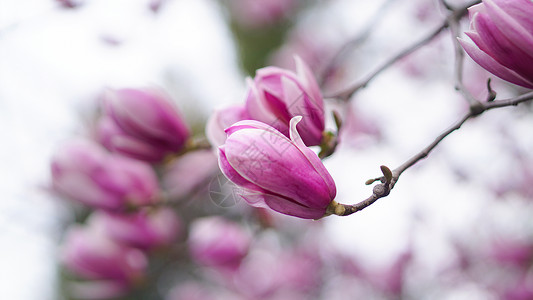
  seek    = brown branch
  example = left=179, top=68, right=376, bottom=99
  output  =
left=326, top=0, right=480, bottom=102
left=331, top=91, right=533, bottom=216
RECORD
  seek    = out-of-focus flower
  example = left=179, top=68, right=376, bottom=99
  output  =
left=488, top=238, right=533, bottom=267
left=188, top=217, right=251, bottom=270
left=97, top=88, right=190, bottom=162
left=61, top=224, right=148, bottom=298
left=205, top=105, right=249, bottom=148
left=227, top=0, right=298, bottom=28
left=51, top=139, right=159, bottom=211
left=56, top=0, right=82, bottom=9
left=459, top=0, right=533, bottom=89
left=91, top=208, right=181, bottom=251
left=245, top=56, right=325, bottom=146
left=162, top=149, right=219, bottom=200
left=218, top=117, right=336, bottom=219
left=166, top=281, right=215, bottom=300
left=276, top=249, right=322, bottom=293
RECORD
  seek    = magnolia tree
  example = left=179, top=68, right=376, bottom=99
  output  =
left=48, top=0, right=533, bottom=299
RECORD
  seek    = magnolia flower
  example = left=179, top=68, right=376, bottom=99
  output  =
left=98, top=88, right=190, bottom=162
left=245, top=57, right=325, bottom=146
left=218, top=116, right=336, bottom=219
left=459, top=0, right=533, bottom=89
left=188, top=216, right=251, bottom=269
left=90, top=208, right=181, bottom=251
left=51, top=139, right=159, bottom=211
left=61, top=224, right=148, bottom=298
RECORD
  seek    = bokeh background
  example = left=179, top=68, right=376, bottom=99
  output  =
left=2, top=0, right=533, bottom=299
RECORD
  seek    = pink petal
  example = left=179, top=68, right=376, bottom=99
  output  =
left=262, top=193, right=327, bottom=219
left=471, top=13, right=533, bottom=80
left=294, top=55, right=324, bottom=120
left=491, top=0, right=533, bottom=35
left=289, top=117, right=336, bottom=199
left=484, top=0, right=533, bottom=59
left=224, top=128, right=332, bottom=209
left=281, top=76, right=323, bottom=145
left=218, top=146, right=265, bottom=193
left=459, top=38, right=533, bottom=88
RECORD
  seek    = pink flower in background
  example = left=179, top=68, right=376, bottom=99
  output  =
left=90, top=208, right=181, bottom=251
left=228, top=0, right=297, bottom=28
left=245, top=56, right=325, bottom=146
left=166, top=281, right=215, bottom=300
left=188, top=217, right=251, bottom=270
left=459, top=0, right=533, bottom=89
left=218, top=117, right=336, bottom=219
left=162, top=149, right=219, bottom=200
left=98, top=88, right=190, bottom=162
left=205, top=105, right=249, bottom=148
left=51, top=139, right=159, bottom=211
left=61, top=224, right=148, bottom=296
left=488, top=238, right=533, bottom=267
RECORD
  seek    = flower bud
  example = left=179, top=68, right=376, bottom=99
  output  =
left=218, top=116, right=336, bottom=219
left=188, top=217, right=251, bottom=270
left=51, top=139, right=159, bottom=211
left=98, top=88, right=190, bottom=162
left=61, top=223, right=148, bottom=288
left=459, top=0, right=533, bottom=89
left=245, top=57, right=325, bottom=146
left=91, top=208, right=181, bottom=251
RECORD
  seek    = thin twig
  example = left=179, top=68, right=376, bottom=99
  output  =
left=443, top=0, right=480, bottom=106
left=326, top=0, right=480, bottom=102
left=332, top=91, right=533, bottom=216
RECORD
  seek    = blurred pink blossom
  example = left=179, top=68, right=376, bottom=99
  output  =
left=228, top=0, right=298, bottom=28
left=61, top=224, right=148, bottom=297
left=206, top=105, right=249, bottom=148
left=162, top=149, right=219, bottom=200
left=97, top=88, right=190, bottom=162
left=90, top=208, right=181, bottom=251
left=51, top=139, right=159, bottom=211
left=188, top=216, right=251, bottom=270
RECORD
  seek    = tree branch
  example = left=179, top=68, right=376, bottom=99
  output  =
left=326, top=0, right=481, bottom=102
left=332, top=91, right=533, bottom=216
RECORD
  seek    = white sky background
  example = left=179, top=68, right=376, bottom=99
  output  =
left=1, top=0, right=533, bottom=299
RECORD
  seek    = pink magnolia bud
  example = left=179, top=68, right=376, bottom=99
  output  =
left=218, top=117, right=336, bottom=219
left=188, top=217, right=251, bottom=269
left=162, top=149, right=219, bottom=200
left=206, top=105, right=249, bottom=148
left=98, top=88, right=190, bottom=162
left=61, top=224, right=148, bottom=288
left=245, top=56, right=325, bottom=146
left=51, top=139, right=159, bottom=211
left=459, top=0, right=533, bottom=89
left=91, top=208, right=181, bottom=251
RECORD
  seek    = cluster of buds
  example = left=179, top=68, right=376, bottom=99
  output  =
left=51, top=88, right=192, bottom=298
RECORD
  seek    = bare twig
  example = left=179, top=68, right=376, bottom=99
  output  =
left=326, top=0, right=481, bottom=102
left=443, top=0, right=481, bottom=106
left=331, top=91, right=533, bottom=216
